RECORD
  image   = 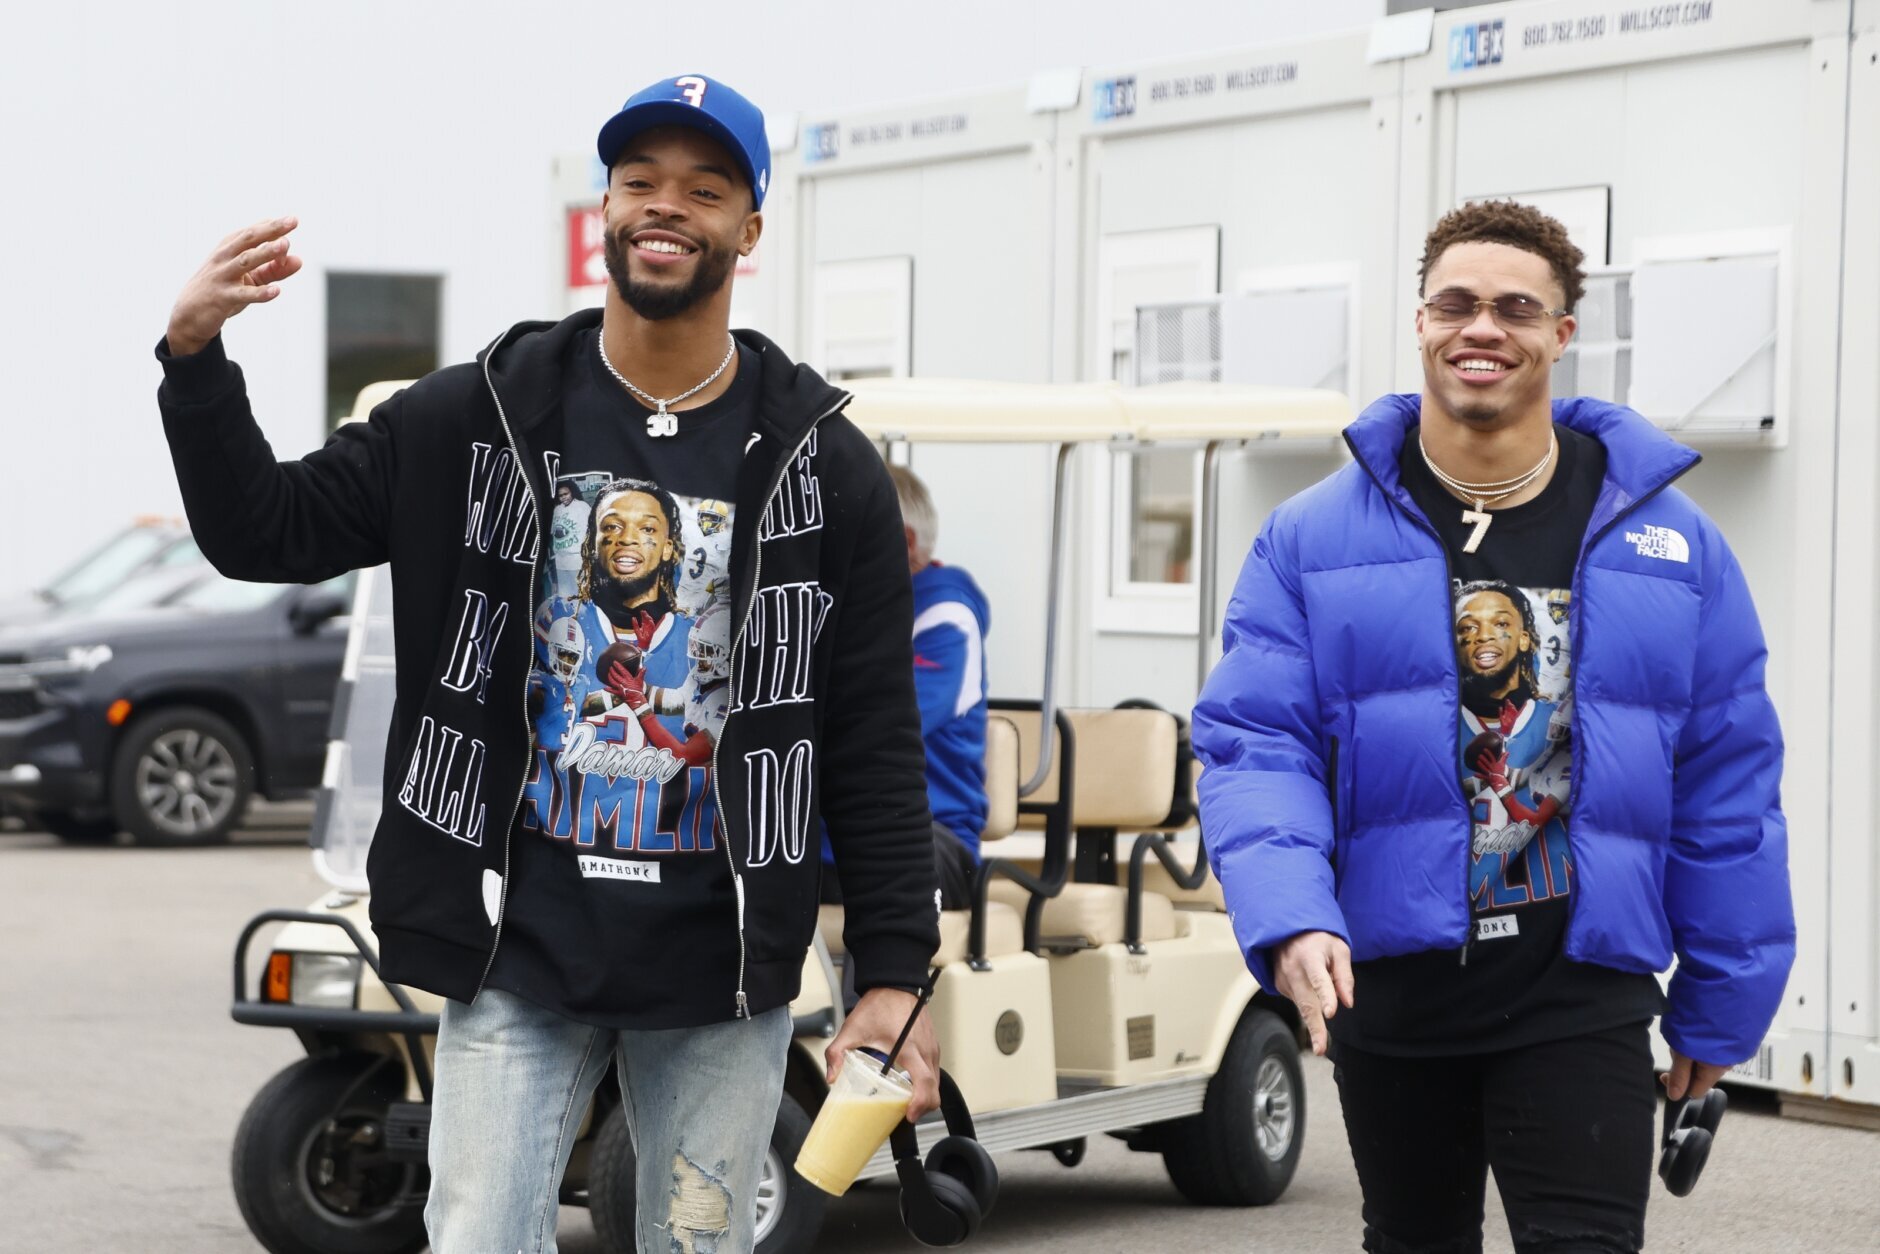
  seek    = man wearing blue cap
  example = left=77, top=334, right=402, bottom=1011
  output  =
left=157, top=74, right=943, bottom=1252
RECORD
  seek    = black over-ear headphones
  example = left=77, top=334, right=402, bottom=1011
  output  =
left=890, top=1069, right=1000, bottom=1246
left=1658, top=1088, right=1727, bottom=1197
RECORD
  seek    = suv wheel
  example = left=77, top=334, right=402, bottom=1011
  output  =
left=110, top=706, right=254, bottom=846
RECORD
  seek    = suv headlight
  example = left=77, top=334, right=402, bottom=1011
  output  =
left=262, top=951, right=363, bottom=1009
left=23, top=644, right=113, bottom=679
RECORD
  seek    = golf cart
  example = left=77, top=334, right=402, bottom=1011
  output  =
left=225, top=376, right=1349, bottom=1254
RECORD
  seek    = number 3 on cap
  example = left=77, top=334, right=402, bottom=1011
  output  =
left=677, top=76, right=707, bottom=107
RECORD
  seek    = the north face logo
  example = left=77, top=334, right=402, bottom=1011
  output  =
left=1624, top=525, right=1689, bottom=563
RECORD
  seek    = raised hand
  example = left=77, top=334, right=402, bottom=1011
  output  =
left=632, top=609, right=660, bottom=652
left=166, top=216, right=304, bottom=356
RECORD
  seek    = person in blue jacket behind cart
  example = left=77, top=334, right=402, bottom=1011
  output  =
left=824, top=463, right=988, bottom=911
left=1194, top=199, right=1794, bottom=1254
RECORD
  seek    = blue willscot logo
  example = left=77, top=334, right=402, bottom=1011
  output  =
left=803, top=124, right=839, bottom=164
left=1093, top=76, right=1137, bottom=122
left=1449, top=19, right=1506, bottom=71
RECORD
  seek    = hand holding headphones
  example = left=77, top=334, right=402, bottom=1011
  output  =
left=1658, top=1087, right=1727, bottom=1197
left=891, top=1069, right=1000, bottom=1246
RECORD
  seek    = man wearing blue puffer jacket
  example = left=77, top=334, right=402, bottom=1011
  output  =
left=1195, top=201, right=1793, bottom=1254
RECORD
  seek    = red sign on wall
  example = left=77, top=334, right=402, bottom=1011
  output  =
left=567, top=206, right=607, bottom=288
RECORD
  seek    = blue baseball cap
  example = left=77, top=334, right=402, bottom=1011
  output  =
left=596, top=75, right=771, bottom=209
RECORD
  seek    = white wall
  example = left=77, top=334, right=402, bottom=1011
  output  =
left=0, top=0, right=1383, bottom=592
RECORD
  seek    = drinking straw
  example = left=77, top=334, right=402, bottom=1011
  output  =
left=880, top=982, right=935, bottom=1075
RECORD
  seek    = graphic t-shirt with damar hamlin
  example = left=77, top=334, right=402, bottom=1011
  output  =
left=482, top=332, right=761, bottom=1029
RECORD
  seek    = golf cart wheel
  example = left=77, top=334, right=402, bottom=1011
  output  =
left=1161, top=1006, right=1304, bottom=1206
left=33, top=809, right=118, bottom=844
left=589, top=1090, right=826, bottom=1254
left=231, top=1053, right=428, bottom=1254
left=110, top=705, right=253, bottom=846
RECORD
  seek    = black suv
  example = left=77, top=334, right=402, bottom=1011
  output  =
left=0, top=570, right=353, bottom=845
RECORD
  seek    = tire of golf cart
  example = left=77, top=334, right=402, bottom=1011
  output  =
left=588, top=1090, right=826, bottom=1254
left=1160, top=1006, right=1304, bottom=1206
left=32, top=808, right=119, bottom=844
left=231, top=1052, right=429, bottom=1254
left=110, top=705, right=254, bottom=846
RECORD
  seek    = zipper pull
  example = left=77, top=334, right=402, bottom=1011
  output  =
left=735, top=991, right=749, bottom=1019
left=1459, top=925, right=1475, bottom=967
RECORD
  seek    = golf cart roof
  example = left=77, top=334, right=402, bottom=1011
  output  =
left=841, top=377, right=1350, bottom=444
left=1126, top=382, right=1350, bottom=443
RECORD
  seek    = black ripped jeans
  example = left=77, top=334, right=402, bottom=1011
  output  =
left=1331, top=1021, right=1657, bottom=1254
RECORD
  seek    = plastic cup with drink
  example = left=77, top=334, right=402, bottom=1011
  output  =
left=794, top=984, right=931, bottom=1197
left=794, top=1047, right=915, bottom=1196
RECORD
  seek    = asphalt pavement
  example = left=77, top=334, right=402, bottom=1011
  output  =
left=3, top=814, right=1878, bottom=1253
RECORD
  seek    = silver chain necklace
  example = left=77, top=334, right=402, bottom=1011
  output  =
left=597, top=328, right=736, bottom=437
left=1418, top=430, right=1557, bottom=555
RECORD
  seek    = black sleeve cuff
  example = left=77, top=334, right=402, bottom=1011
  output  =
left=155, top=332, right=235, bottom=402
left=846, top=933, right=940, bottom=997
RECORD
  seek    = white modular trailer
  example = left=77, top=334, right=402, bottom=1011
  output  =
left=705, top=0, right=1880, bottom=1112
left=765, top=87, right=1064, bottom=702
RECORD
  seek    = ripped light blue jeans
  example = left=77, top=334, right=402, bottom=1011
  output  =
left=425, top=988, right=792, bottom=1254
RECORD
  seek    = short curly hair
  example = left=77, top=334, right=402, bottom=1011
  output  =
left=1420, top=201, right=1586, bottom=312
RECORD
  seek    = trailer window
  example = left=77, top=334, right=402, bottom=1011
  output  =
left=811, top=256, right=913, bottom=380
left=1122, top=451, right=1198, bottom=584
left=326, top=273, right=442, bottom=432
left=1095, top=228, right=1220, bottom=626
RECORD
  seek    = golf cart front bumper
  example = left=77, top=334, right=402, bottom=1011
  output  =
left=231, top=909, right=440, bottom=1092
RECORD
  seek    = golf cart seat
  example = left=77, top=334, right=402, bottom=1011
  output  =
left=1142, top=849, right=1227, bottom=911
left=988, top=878, right=1185, bottom=945
left=817, top=901, right=1026, bottom=964
left=817, top=714, right=1029, bottom=965
left=1132, top=757, right=1226, bottom=911
left=988, top=705, right=1190, bottom=947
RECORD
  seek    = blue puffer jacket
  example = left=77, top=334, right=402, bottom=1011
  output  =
left=1194, top=394, right=1795, bottom=1065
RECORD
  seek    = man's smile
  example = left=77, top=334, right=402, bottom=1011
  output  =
left=1446, top=350, right=1518, bottom=387
left=628, top=228, right=700, bottom=269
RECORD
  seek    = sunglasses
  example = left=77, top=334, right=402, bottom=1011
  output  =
left=1423, top=291, right=1568, bottom=327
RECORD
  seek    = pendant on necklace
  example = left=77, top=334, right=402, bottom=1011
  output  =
left=646, top=404, right=679, bottom=438
left=1461, top=504, right=1492, bottom=555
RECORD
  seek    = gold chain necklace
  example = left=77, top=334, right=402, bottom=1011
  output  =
left=1418, top=430, right=1557, bottom=554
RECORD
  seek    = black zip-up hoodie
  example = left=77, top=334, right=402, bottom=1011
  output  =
left=157, top=310, right=941, bottom=1021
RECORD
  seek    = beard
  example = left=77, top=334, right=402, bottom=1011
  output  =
left=589, top=561, right=667, bottom=627
left=1461, top=656, right=1529, bottom=716
left=603, top=224, right=739, bottom=321
left=1450, top=398, right=1505, bottom=425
